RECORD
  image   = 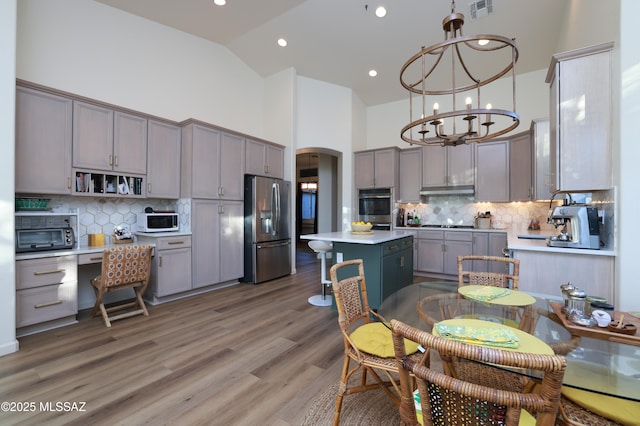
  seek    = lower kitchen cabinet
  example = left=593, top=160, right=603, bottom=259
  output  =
left=16, top=255, right=78, bottom=335
left=416, top=230, right=472, bottom=276
left=472, top=231, right=508, bottom=273
left=192, top=199, right=244, bottom=289
left=137, top=234, right=192, bottom=302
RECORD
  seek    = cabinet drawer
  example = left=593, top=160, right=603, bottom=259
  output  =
left=418, top=230, right=444, bottom=239
left=444, top=231, right=473, bottom=242
left=16, top=282, right=78, bottom=328
left=382, top=238, right=412, bottom=256
left=78, top=252, right=106, bottom=265
left=155, top=235, right=192, bottom=250
left=16, top=255, right=77, bottom=290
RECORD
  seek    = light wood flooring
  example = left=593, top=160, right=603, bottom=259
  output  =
left=0, top=244, right=346, bottom=425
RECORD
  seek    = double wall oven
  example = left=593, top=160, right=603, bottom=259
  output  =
left=357, top=188, right=393, bottom=230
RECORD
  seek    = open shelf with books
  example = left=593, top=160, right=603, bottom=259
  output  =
left=73, top=170, right=145, bottom=197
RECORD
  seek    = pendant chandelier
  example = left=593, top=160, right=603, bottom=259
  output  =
left=400, top=1, right=519, bottom=147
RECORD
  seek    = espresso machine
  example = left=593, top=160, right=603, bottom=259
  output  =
left=546, top=205, right=600, bottom=249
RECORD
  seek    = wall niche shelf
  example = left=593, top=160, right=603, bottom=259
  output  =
left=73, top=169, right=145, bottom=198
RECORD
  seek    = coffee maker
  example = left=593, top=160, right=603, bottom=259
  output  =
left=546, top=205, right=600, bottom=249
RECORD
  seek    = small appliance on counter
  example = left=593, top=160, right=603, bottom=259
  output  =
left=137, top=211, right=179, bottom=232
left=16, top=227, right=75, bottom=253
left=546, top=205, right=600, bottom=249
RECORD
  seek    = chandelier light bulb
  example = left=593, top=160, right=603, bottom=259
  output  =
left=433, top=103, right=439, bottom=114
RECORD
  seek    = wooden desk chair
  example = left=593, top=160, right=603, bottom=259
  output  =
left=391, top=319, right=567, bottom=426
left=91, top=244, right=153, bottom=327
left=329, top=259, right=426, bottom=426
left=458, top=255, right=520, bottom=289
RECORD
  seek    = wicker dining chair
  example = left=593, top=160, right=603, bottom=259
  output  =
left=90, top=244, right=154, bottom=327
left=329, top=259, right=426, bottom=426
left=457, top=255, right=520, bottom=289
left=391, top=319, right=567, bottom=426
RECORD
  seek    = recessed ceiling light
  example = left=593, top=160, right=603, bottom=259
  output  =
left=375, top=6, right=387, bottom=18
left=369, top=70, right=378, bottom=77
left=214, top=0, right=226, bottom=5
left=277, top=38, right=287, bottom=47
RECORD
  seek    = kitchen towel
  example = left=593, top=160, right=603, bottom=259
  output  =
left=434, top=323, right=520, bottom=348
left=464, top=285, right=510, bottom=302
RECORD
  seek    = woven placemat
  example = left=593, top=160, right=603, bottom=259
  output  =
left=301, top=381, right=399, bottom=425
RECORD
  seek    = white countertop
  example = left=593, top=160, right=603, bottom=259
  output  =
left=506, top=229, right=615, bottom=257
left=394, top=226, right=507, bottom=233
left=300, top=230, right=412, bottom=245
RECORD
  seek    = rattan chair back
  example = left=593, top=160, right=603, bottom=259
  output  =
left=457, top=255, right=520, bottom=289
left=391, top=319, right=567, bottom=426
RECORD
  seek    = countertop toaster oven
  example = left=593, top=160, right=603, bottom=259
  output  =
left=15, top=227, right=75, bottom=253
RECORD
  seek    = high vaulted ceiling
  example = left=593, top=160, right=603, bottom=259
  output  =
left=96, top=0, right=567, bottom=106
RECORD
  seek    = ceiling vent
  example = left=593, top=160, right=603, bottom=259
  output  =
left=468, top=0, right=493, bottom=20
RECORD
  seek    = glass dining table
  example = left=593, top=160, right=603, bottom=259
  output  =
left=377, top=281, right=640, bottom=403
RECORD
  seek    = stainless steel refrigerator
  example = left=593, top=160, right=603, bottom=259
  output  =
left=243, top=175, right=292, bottom=284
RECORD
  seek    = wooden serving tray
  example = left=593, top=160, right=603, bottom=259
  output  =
left=549, top=301, right=640, bottom=346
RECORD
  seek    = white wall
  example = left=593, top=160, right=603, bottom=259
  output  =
left=17, top=0, right=265, bottom=138
left=0, top=0, right=18, bottom=356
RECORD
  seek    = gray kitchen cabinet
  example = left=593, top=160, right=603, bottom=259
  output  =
left=422, top=144, right=474, bottom=188
left=15, top=255, right=78, bottom=334
left=509, top=131, right=533, bottom=202
left=73, top=101, right=147, bottom=174
left=181, top=123, right=244, bottom=200
left=137, top=234, right=192, bottom=301
left=443, top=231, right=473, bottom=275
left=191, top=199, right=244, bottom=289
left=398, top=147, right=422, bottom=202
left=147, top=120, right=181, bottom=199
left=354, top=147, right=399, bottom=189
left=245, top=138, right=284, bottom=179
left=416, top=230, right=472, bottom=276
left=475, top=141, right=509, bottom=202
left=473, top=231, right=508, bottom=273
left=547, top=42, right=613, bottom=192
left=15, top=86, right=73, bottom=195
left=531, top=118, right=553, bottom=201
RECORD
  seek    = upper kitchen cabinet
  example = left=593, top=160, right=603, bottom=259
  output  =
left=181, top=122, right=244, bottom=200
left=422, top=144, right=474, bottom=188
left=546, top=42, right=613, bottom=192
left=475, top=141, right=509, bottom=202
left=531, top=118, right=553, bottom=201
left=147, top=120, right=181, bottom=199
left=509, top=131, right=533, bottom=202
left=73, top=101, right=147, bottom=175
left=398, top=148, right=422, bottom=202
left=354, top=147, right=399, bottom=189
left=16, top=86, right=73, bottom=195
left=245, top=138, right=284, bottom=179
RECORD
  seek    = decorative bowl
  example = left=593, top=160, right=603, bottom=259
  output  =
left=606, top=321, right=637, bottom=335
left=351, top=222, right=373, bottom=232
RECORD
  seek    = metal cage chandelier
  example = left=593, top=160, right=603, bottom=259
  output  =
left=400, top=1, right=520, bottom=147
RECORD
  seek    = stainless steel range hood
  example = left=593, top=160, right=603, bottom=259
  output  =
left=419, top=185, right=475, bottom=196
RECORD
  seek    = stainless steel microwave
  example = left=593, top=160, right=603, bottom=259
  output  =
left=137, top=212, right=179, bottom=232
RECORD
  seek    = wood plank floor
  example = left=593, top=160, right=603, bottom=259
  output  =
left=0, top=244, right=347, bottom=425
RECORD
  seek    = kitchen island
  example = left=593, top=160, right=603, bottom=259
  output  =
left=301, top=231, right=413, bottom=309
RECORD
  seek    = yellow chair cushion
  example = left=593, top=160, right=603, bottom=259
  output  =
left=350, top=322, right=420, bottom=358
left=561, top=386, right=640, bottom=425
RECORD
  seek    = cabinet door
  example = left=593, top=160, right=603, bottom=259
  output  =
left=354, top=151, right=375, bottom=188
left=382, top=247, right=413, bottom=301
left=191, top=125, right=221, bottom=199
left=444, top=240, right=473, bottom=276
left=447, top=144, right=474, bottom=186
left=245, top=139, right=266, bottom=176
left=192, top=200, right=220, bottom=288
left=156, top=247, right=192, bottom=297
left=476, top=141, right=509, bottom=202
left=555, top=48, right=612, bottom=191
left=16, top=87, right=73, bottom=194
left=113, top=111, right=147, bottom=175
left=531, top=119, right=553, bottom=201
left=147, top=120, right=181, bottom=199
left=509, top=132, right=532, bottom=201
left=73, top=101, right=113, bottom=171
left=417, top=239, right=443, bottom=273
left=373, top=148, right=398, bottom=188
left=218, top=201, right=244, bottom=282
left=399, top=148, right=422, bottom=201
left=219, top=133, right=245, bottom=199
left=421, top=146, right=447, bottom=187
left=488, top=233, right=508, bottom=273
left=265, top=144, right=284, bottom=179
left=472, top=232, right=489, bottom=271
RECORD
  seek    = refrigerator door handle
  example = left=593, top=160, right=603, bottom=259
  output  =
left=272, top=182, right=280, bottom=236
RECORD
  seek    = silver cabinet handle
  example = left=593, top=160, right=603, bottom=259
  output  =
left=34, top=269, right=65, bottom=276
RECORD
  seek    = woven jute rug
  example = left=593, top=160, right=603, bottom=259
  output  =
left=301, top=381, right=399, bottom=425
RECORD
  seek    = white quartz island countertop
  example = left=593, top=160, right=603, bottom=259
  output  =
left=300, top=230, right=411, bottom=245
